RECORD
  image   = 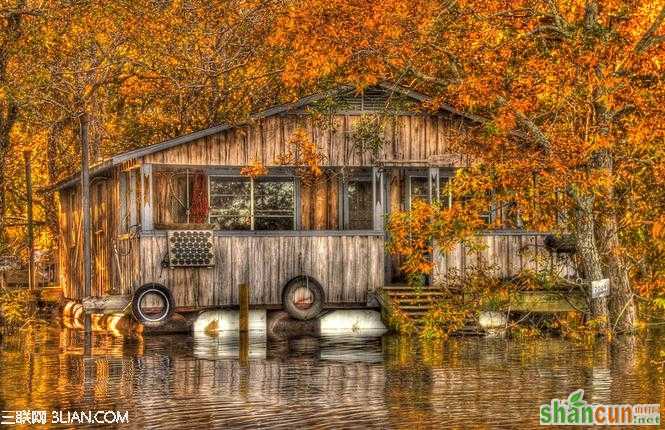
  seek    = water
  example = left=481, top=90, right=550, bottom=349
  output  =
left=0, top=326, right=663, bottom=429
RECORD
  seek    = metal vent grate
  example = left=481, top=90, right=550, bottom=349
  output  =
left=338, top=87, right=392, bottom=112
left=167, top=230, right=215, bottom=267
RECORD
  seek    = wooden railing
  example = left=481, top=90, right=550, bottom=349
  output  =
left=433, top=231, right=576, bottom=283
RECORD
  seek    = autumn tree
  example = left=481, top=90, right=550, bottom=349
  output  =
left=271, top=0, right=665, bottom=334
left=0, top=0, right=40, bottom=248
left=12, top=0, right=283, bottom=244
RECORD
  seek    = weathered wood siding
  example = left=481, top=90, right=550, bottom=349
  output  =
left=108, top=233, right=384, bottom=307
left=58, top=174, right=120, bottom=299
left=300, top=177, right=339, bottom=229
left=142, top=114, right=468, bottom=167
left=432, top=232, right=576, bottom=283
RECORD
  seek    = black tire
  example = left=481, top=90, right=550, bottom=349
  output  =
left=281, top=276, right=325, bottom=320
left=132, top=283, right=174, bottom=327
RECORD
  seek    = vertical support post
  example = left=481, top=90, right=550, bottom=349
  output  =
left=239, top=283, right=249, bottom=332
left=118, top=172, right=127, bottom=233
left=427, top=167, right=440, bottom=288
left=249, top=178, right=255, bottom=230
left=372, top=167, right=384, bottom=231
left=140, top=164, right=154, bottom=231
left=428, top=167, right=440, bottom=204
left=128, top=169, right=137, bottom=228
left=83, top=313, right=92, bottom=356
left=239, top=283, right=249, bottom=366
left=80, top=113, right=92, bottom=300
left=23, top=150, right=35, bottom=290
left=185, top=168, right=190, bottom=223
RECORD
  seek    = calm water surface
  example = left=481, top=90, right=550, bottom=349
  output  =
left=0, top=326, right=663, bottom=429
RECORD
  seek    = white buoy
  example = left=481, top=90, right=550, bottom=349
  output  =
left=319, top=310, right=387, bottom=336
left=193, top=309, right=267, bottom=334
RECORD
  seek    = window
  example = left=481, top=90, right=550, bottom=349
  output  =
left=407, top=173, right=453, bottom=209
left=208, top=176, right=295, bottom=231
left=440, top=176, right=453, bottom=209
left=209, top=177, right=251, bottom=230
left=254, top=178, right=295, bottom=230
left=344, top=179, right=373, bottom=229
left=408, top=176, right=429, bottom=209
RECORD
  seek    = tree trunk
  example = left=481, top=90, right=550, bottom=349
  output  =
left=45, top=119, right=66, bottom=243
left=0, top=146, right=6, bottom=245
left=597, top=215, right=636, bottom=334
left=574, top=193, right=609, bottom=333
left=0, top=1, right=25, bottom=248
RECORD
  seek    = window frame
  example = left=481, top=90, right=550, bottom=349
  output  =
left=207, top=174, right=297, bottom=231
left=406, top=169, right=455, bottom=210
left=341, top=174, right=374, bottom=230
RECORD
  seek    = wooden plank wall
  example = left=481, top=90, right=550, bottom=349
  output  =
left=59, top=175, right=119, bottom=299
left=152, top=170, right=189, bottom=225
left=114, top=235, right=141, bottom=296
left=432, top=233, right=577, bottom=284
left=58, top=163, right=144, bottom=300
left=118, top=234, right=385, bottom=308
left=142, top=114, right=468, bottom=167
left=300, top=177, right=339, bottom=229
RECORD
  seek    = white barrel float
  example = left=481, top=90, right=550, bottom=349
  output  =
left=193, top=309, right=267, bottom=334
left=319, top=310, right=387, bottom=336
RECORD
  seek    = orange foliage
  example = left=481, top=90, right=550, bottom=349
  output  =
left=274, top=0, right=665, bottom=301
left=240, top=160, right=268, bottom=178
left=387, top=197, right=484, bottom=284
left=275, top=127, right=326, bottom=184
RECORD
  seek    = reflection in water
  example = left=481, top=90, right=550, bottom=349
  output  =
left=0, top=326, right=663, bottom=429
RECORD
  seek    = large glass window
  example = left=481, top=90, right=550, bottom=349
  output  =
left=345, top=179, right=373, bottom=229
left=209, top=176, right=295, bottom=230
left=209, top=177, right=251, bottom=229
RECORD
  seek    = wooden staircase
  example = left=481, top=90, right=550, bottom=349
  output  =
left=382, top=285, right=447, bottom=323
left=381, top=284, right=483, bottom=335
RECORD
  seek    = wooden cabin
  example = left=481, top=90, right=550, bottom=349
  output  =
left=54, top=83, right=575, bottom=313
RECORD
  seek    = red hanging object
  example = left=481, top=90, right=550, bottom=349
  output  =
left=190, top=173, right=209, bottom=224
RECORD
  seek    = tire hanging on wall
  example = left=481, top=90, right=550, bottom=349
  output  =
left=281, top=275, right=325, bottom=321
left=131, top=283, right=175, bottom=327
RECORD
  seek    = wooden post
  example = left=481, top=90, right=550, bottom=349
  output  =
left=83, top=312, right=92, bottom=356
left=239, top=283, right=249, bottom=366
left=428, top=167, right=440, bottom=204
left=80, top=113, right=92, bottom=300
left=372, top=167, right=384, bottom=231
left=140, top=164, right=154, bottom=231
left=239, top=283, right=249, bottom=332
left=128, top=169, right=137, bottom=227
left=23, top=150, right=35, bottom=290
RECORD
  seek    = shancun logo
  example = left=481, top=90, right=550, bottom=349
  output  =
left=539, top=389, right=660, bottom=426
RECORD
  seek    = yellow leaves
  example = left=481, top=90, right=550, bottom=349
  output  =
left=240, top=159, right=268, bottom=178
left=653, top=217, right=665, bottom=239
left=275, top=127, right=326, bottom=184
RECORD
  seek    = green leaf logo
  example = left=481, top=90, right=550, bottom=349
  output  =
left=567, top=389, right=586, bottom=408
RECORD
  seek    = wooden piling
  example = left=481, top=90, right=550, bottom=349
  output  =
left=80, top=113, right=92, bottom=302
left=23, top=150, right=35, bottom=290
left=239, top=283, right=250, bottom=366
left=239, top=283, right=249, bottom=332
